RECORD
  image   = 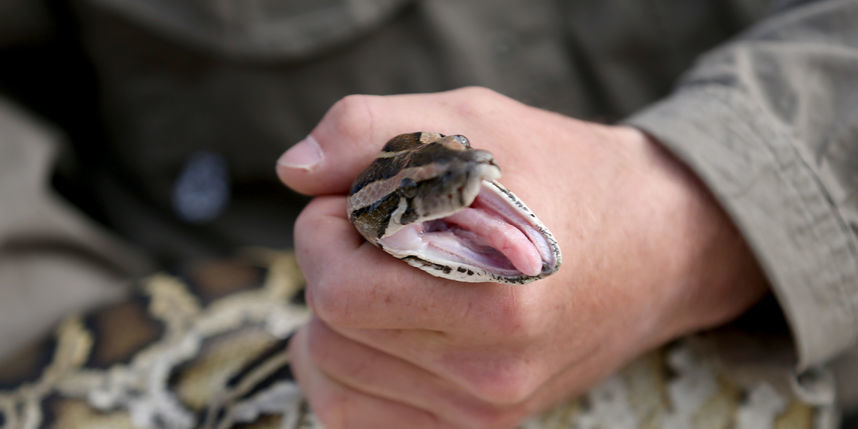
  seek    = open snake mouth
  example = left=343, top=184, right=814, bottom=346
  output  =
left=378, top=181, right=557, bottom=279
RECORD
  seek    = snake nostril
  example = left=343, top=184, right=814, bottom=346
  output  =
left=453, top=135, right=470, bottom=148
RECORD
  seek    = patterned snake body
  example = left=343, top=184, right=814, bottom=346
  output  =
left=0, top=251, right=831, bottom=428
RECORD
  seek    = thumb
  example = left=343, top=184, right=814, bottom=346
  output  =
left=275, top=90, right=477, bottom=196
left=276, top=95, right=382, bottom=195
left=275, top=94, right=414, bottom=196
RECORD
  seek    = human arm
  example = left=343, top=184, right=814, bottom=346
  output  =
left=275, top=87, right=769, bottom=428
left=275, top=1, right=858, bottom=425
left=626, top=0, right=858, bottom=369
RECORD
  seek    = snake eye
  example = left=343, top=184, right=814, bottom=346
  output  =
left=399, top=177, right=418, bottom=198
left=453, top=135, right=470, bottom=149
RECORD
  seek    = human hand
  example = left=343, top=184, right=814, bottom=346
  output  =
left=276, top=87, right=768, bottom=428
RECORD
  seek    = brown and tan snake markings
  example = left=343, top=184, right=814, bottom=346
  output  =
left=347, top=132, right=562, bottom=284
left=0, top=250, right=832, bottom=428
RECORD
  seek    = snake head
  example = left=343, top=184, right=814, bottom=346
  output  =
left=347, top=132, right=561, bottom=284
left=393, top=134, right=502, bottom=226
left=347, top=132, right=500, bottom=238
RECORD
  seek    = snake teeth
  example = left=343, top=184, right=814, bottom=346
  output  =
left=347, top=132, right=561, bottom=284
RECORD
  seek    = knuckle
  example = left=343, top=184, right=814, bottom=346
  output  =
left=311, top=391, right=353, bottom=429
left=302, top=279, right=320, bottom=315
left=293, top=198, right=337, bottom=252
left=447, top=86, right=507, bottom=123
left=453, top=85, right=498, bottom=99
left=308, top=271, right=352, bottom=327
left=293, top=204, right=320, bottom=246
left=457, top=355, right=539, bottom=405
left=488, top=292, right=542, bottom=341
left=308, top=259, right=373, bottom=329
left=326, top=94, right=376, bottom=142
left=305, top=322, right=330, bottom=363
left=294, top=226, right=339, bottom=321
left=458, top=403, right=524, bottom=429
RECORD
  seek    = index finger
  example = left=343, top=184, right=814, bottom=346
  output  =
left=295, top=196, right=528, bottom=333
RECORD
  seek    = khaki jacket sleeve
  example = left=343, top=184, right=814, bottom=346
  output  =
left=0, top=99, right=150, bottom=360
left=626, top=0, right=858, bottom=369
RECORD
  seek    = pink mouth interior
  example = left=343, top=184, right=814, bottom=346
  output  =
left=379, top=184, right=552, bottom=277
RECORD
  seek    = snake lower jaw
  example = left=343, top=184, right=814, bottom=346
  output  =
left=378, top=181, right=561, bottom=284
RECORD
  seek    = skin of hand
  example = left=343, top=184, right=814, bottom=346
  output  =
left=276, top=87, right=769, bottom=428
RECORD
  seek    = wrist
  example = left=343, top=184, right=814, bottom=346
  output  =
left=615, top=125, right=769, bottom=345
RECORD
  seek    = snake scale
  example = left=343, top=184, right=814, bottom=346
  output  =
left=0, top=133, right=837, bottom=428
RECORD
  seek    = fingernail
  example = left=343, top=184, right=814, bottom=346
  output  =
left=278, top=135, right=323, bottom=171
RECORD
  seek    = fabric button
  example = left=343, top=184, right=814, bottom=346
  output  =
left=172, top=151, right=230, bottom=223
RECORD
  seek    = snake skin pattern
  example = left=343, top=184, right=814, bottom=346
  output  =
left=0, top=250, right=837, bottom=428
